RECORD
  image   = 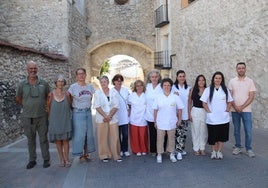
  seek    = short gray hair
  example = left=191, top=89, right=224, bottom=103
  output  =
left=146, top=69, right=162, bottom=84
left=99, top=75, right=109, bottom=83
left=54, top=74, right=66, bottom=86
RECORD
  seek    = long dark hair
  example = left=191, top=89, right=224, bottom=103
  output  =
left=209, top=71, right=228, bottom=102
left=192, top=75, right=206, bottom=98
left=174, top=70, right=188, bottom=90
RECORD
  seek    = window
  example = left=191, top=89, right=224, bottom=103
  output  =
left=181, top=0, right=196, bottom=8
left=155, top=4, right=169, bottom=28
left=114, top=0, right=128, bottom=5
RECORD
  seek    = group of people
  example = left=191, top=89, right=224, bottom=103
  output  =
left=16, top=60, right=256, bottom=169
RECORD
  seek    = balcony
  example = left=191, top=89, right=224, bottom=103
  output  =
left=154, top=50, right=172, bottom=69
left=155, top=4, right=169, bottom=28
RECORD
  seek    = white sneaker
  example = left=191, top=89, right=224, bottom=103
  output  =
left=232, top=147, right=241, bottom=155
left=176, top=152, right=182, bottom=160
left=120, top=151, right=123, bottom=157
left=124, top=151, right=130, bottom=157
left=170, top=153, right=177, bottom=163
left=116, top=158, right=122, bottom=162
left=156, top=154, right=162, bottom=163
left=211, top=151, right=217, bottom=159
left=136, top=152, right=141, bottom=156
left=102, top=158, right=109, bottom=163
left=141, top=152, right=147, bottom=155
left=246, top=150, right=255, bottom=158
left=217, top=151, right=223, bottom=159
left=181, top=150, right=187, bottom=155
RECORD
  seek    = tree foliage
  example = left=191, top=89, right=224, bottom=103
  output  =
left=100, top=60, right=110, bottom=76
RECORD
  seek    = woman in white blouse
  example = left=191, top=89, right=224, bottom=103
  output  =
left=200, top=71, right=233, bottom=160
left=153, top=78, right=184, bottom=163
left=128, top=80, right=148, bottom=156
left=112, top=74, right=130, bottom=157
left=93, top=76, right=122, bottom=162
left=172, top=70, right=191, bottom=158
left=145, top=69, right=162, bottom=156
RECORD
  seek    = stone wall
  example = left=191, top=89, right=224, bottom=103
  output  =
left=170, top=0, right=268, bottom=128
left=86, top=0, right=155, bottom=50
left=0, top=0, right=89, bottom=145
left=0, top=46, right=70, bottom=145
left=0, top=0, right=70, bottom=57
left=68, top=1, right=90, bottom=80
left=85, top=0, right=155, bottom=84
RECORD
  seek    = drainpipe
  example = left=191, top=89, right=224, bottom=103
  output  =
left=169, top=54, right=176, bottom=77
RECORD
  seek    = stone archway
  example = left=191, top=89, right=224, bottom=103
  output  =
left=85, top=39, right=154, bottom=84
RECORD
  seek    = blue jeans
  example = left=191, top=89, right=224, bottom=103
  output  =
left=119, top=124, right=129, bottom=152
left=232, top=112, right=253, bottom=151
left=72, top=108, right=95, bottom=156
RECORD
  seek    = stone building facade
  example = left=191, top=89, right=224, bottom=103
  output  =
left=169, top=0, right=267, bottom=128
left=85, top=0, right=155, bottom=83
left=0, top=0, right=267, bottom=145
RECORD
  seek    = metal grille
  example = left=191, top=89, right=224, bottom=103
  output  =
left=155, top=4, right=169, bottom=28
left=154, top=50, right=172, bottom=69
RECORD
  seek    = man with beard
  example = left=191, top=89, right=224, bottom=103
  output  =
left=228, top=62, right=256, bottom=158
left=16, top=60, right=50, bottom=169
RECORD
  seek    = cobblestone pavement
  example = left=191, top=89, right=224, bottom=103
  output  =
left=1, top=125, right=267, bottom=188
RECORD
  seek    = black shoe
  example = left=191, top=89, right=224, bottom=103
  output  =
left=43, top=160, right=50, bottom=168
left=26, top=161, right=36, bottom=169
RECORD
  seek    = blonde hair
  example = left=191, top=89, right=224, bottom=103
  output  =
left=132, top=80, right=145, bottom=92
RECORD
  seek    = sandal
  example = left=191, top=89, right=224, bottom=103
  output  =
left=59, top=160, right=65, bottom=167
left=79, top=155, right=85, bottom=163
left=194, top=151, right=200, bottom=156
left=84, top=154, right=92, bottom=162
left=200, top=150, right=207, bottom=156
left=65, top=161, right=72, bottom=167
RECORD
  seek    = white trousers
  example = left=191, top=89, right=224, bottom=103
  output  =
left=190, top=107, right=208, bottom=151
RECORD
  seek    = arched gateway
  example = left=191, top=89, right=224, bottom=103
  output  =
left=85, top=39, right=154, bottom=83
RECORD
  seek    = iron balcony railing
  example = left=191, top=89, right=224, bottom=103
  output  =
left=189, top=0, right=196, bottom=4
left=154, top=50, right=172, bottom=69
left=155, top=4, right=169, bottom=28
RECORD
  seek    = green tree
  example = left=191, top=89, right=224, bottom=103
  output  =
left=100, top=60, right=110, bottom=76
